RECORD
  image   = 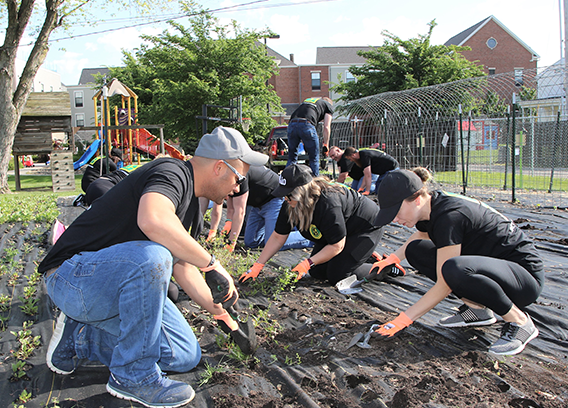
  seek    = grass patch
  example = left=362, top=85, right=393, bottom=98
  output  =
left=434, top=171, right=568, bottom=192
left=0, top=194, right=60, bottom=223
left=8, top=174, right=82, bottom=193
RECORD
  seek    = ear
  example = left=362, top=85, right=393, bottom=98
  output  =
left=213, top=160, right=224, bottom=176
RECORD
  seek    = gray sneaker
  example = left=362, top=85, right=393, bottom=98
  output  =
left=439, top=304, right=497, bottom=327
left=489, top=314, right=539, bottom=355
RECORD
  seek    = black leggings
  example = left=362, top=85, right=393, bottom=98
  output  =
left=309, top=226, right=384, bottom=285
left=405, top=240, right=544, bottom=316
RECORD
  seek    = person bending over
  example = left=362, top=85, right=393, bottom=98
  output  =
left=371, top=168, right=544, bottom=356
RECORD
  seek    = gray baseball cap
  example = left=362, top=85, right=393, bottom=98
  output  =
left=195, top=126, right=267, bottom=166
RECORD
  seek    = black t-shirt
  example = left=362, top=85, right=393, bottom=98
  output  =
left=290, top=97, right=334, bottom=127
left=274, top=184, right=379, bottom=245
left=416, top=191, right=542, bottom=273
left=81, top=156, right=118, bottom=192
left=39, top=158, right=202, bottom=273
left=358, top=149, right=399, bottom=176
left=337, top=155, right=354, bottom=175
left=232, top=166, right=279, bottom=208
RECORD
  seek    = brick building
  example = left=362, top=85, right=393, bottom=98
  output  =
left=445, top=15, right=539, bottom=79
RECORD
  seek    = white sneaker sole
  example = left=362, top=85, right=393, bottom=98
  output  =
left=46, top=312, right=74, bottom=375
left=106, top=382, right=195, bottom=408
left=439, top=316, right=497, bottom=328
left=489, top=326, right=539, bottom=356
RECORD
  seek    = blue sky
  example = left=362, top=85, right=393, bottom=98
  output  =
left=14, top=0, right=562, bottom=86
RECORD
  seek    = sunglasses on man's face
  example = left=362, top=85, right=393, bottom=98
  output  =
left=222, top=160, right=246, bottom=185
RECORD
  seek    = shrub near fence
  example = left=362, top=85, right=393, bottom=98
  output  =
left=327, top=66, right=568, bottom=208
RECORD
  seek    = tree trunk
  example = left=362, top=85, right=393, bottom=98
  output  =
left=0, top=0, right=62, bottom=192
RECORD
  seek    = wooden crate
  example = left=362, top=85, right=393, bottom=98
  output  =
left=50, top=151, right=75, bottom=192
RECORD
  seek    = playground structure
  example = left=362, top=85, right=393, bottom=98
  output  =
left=76, top=78, right=184, bottom=170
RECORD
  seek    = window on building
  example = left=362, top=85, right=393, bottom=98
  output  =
left=486, top=37, right=497, bottom=49
left=345, top=71, right=356, bottom=83
left=514, top=68, right=523, bottom=86
left=311, top=72, right=321, bottom=91
left=488, top=68, right=496, bottom=76
left=76, top=113, right=85, bottom=127
left=74, top=91, right=84, bottom=107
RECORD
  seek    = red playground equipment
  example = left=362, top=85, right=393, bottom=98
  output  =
left=93, top=79, right=184, bottom=165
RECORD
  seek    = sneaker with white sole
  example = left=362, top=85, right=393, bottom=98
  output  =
left=439, top=304, right=497, bottom=327
left=46, top=312, right=82, bottom=375
left=489, top=313, right=539, bottom=355
left=107, top=373, right=195, bottom=408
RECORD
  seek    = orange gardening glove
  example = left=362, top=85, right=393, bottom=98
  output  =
left=373, top=312, right=413, bottom=339
left=238, top=262, right=264, bottom=284
left=322, top=143, right=329, bottom=157
left=201, top=260, right=238, bottom=309
left=370, top=253, right=406, bottom=279
left=221, top=220, right=232, bottom=236
left=214, top=311, right=238, bottom=334
left=292, top=258, right=311, bottom=281
left=357, top=187, right=369, bottom=195
left=225, top=240, right=236, bottom=253
left=206, top=229, right=217, bottom=242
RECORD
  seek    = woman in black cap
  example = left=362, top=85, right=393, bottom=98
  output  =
left=371, top=168, right=544, bottom=356
left=238, top=164, right=403, bottom=285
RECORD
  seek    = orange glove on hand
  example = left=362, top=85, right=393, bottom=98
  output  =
left=225, top=240, right=236, bottom=253
left=322, top=144, right=329, bottom=157
left=201, top=260, right=238, bottom=309
left=292, top=258, right=312, bottom=280
left=373, top=312, right=413, bottom=339
left=214, top=311, right=239, bottom=334
left=370, top=253, right=406, bottom=279
left=221, top=220, right=232, bottom=236
left=206, top=230, right=217, bottom=242
left=238, top=262, right=265, bottom=284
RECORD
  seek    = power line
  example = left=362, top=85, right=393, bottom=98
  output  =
left=11, top=0, right=339, bottom=49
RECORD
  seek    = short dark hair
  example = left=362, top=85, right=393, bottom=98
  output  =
left=343, top=146, right=358, bottom=157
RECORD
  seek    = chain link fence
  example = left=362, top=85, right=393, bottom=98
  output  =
left=327, top=64, right=567, bottom=208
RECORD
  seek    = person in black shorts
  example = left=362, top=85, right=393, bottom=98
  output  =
left=343, top=146, right=399, bottom=194
left=38, top=127, right=267, bottom=407
left=370, top=168, right=544, bottom=356
left=238, top=164, right=403, bottom=286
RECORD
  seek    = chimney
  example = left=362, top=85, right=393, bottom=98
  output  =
left=289, top=53, right=294, bottom=63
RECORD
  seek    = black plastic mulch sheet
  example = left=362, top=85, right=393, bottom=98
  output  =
left=1, top=198, right=567, bottom=407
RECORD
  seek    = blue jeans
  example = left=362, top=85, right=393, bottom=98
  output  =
left=286, top=121, right=320, bottom=176
left=45, top=241, right=201, bottom=385
left=351, top=174, right=379, bottom=194
left=244, top=197, right=312, bottom=250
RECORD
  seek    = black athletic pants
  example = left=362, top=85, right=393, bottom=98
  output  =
left=405, top=240, right=544, bottom=316
left=309, top=226, right=384, bottom=285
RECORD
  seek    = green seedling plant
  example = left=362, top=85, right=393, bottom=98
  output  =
left=26, top=269, right=42, bottom=286
left=252, top=307, right=281, bottom=341
left=15, top=389, right=32, bottom=404
left=284, top=353, right=302, bottom=366
left=11, top=360, right=27, bottom=381
left=0, top=315, right=9, bottom=331
left=198, top=360, right=229, bottom=386
left=8, top=272, right=20, bottom=286
left=11, top=321, right=41, bottom=360
left=247, top=267, right=297, bottom=300
left=19, top=296, right=38, bottom=316
left=0, top=294, right=10, bottom=312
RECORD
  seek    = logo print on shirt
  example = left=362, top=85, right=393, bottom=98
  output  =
left=309, top=224, right=322, bottom=239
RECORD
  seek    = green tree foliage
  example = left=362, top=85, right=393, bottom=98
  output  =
left=0, top=0, right=174, bottom=193
left=110, top=12, right=282, bottom=153
left=332, top=20, right=486, bottom=102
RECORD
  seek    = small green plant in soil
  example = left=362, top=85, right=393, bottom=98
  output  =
left=198, top=360, right=229, bottom=386
left=11, top=360, right=27, bottom=381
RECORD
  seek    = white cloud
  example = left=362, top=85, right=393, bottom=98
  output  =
left=49, top=52, right=90, bottom=85
left=268, top=14, right=310, bottom=45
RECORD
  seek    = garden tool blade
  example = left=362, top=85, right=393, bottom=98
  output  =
left=336, top=275, right=365, bottom=294
left=230, top=318, right=257, bottom=355
left=346, top=333, right=364, bottom=350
